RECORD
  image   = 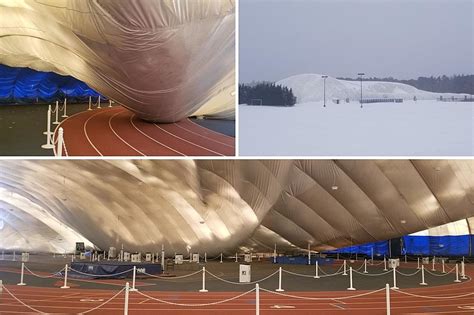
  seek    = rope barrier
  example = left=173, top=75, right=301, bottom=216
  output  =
left=206, top=269, right=278, bottom=285
left=24, top=265, right=64, bottom=279
left=424, top=266, right=456, bottom=277
left=1, top=284, right=45, bottom=314
left=135, top=287, right=256, bottom=307
left=354, top=269, right=392, bottom=277
left=69, top=267, right=134, bottom=278
left=396, top=269, right=421, bottom=277
left=139, top=269, right=202, bottom=280
left=81, top=287, right=125, bottom=314
left=394, top=289, right=474, bottom=300
left=282, top=268, right=343, bottom=278
left=259, top=286, right=385, bottom=301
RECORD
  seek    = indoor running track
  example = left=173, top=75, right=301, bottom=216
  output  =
left=1, top=265, right=473, bottom=314
left=53, top=107, right=235, bottom=156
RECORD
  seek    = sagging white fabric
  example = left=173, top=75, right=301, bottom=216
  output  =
left=0, top=160, right=473, bottom=254
left=0, top=0, right=235, bottom=122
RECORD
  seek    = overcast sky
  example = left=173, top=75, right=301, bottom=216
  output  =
left=239, top=0, right=474, bottom=83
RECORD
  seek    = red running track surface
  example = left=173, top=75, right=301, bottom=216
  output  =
left=1, top=264, right=473, bottom=314
left=53, top=107, right=235, bottom=156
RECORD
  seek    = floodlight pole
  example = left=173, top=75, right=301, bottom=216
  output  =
left=322, top=75, right=328, bottom=107
left=358, top=73, right=365, bottom=108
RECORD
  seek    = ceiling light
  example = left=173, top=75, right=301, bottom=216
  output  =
left=331, top=185, right=338, bottom=190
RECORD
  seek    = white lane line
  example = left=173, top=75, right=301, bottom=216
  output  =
left=108, top=110, right=146, bottom=156
left=129, top=114, right=185, bottom=156
left=330, top=303, right=345, bottom=310
left=83, top=109, right=108, bottom=156
left=153, top=124, right=224, bottom=156
left=186, top=118, right=235, bottom=140
left=173, top=122, right=234, bottom=148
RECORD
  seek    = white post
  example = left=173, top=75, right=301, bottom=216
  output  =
left=42, top=105, right=54, bottom=149
left=220, top=253, right=223, bottom=263
left=404, top=254, right=407, bottom=264
left=337, top=253, right=339, bottom=261
left=419, top=265, right=427, bottom=285
left=385, top=283, right=391, bottom=315
left=61, top=264, right=70, bottom=289
left=0, top=280, right=2, bottom=294
left=417, top=257, right=420, bottom=269
left=17, top=262, right=26, bottom=285
left=199, top=267, right=208, bottom=292
left=343, top=260, right=347, bottom=275
left=356, top=253, right=358, bottom=261
left=273, top=244, right=277, bottom=264
left=13, top=251, right=16, bottom=261
left=383, top=256, right=388, bottom=271
left=314, top=260, right=320, bottom=279
left=454, top=264, right=461, bottom=282
left=88, top=96, right=92, bottom=110
left=276, top=267, right=284, bottom=292
left=347, top=267, right=355, bottom=290
left=161, top=244, right=165, bottom=270
left=442, top=259, right=445, bottom=273
left=53, top=101, right=59, bottom=124
left=124, top=282, right=129, bottom=315
left=61, top=98, right=68, bottom=118
left=130, top=266, right=138, bottom=292
left=204, top=253, right=207, bottom=263
left=461, top=261, right=467, bottom=280
left=431, top=257, right=436, bottom=271
left=97, top=96, right=101, bottom=109
left=109, top=99, right=113, bottom=107
left=391, top=266, right=399, bottom=289
left=255, top=283, right=260, bottom=315
left=364, top=259, right=368, bottom=274
left=57, top=127, right=64, bottom=157
left=235, top=252, right=238, bottom=262
left=307, top=243, right=311, bottom=265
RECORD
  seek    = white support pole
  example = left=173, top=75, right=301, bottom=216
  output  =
left=385, top=283, right=391, bottom=315
left=42, top=105, right=54, bottom=149
left=199, top=267, right=208, bottom=292
left=61, top=98, right=68, bottom=118
left=204, top=252, right=207, bottom=263
left=88, top=96, right=92, bottom=110
left=383, top=256, right=388, bottom=271
left=161, top=244, right=165, bottom=270
left=404, top=254, right=407, bottom=264
left=61, top=264, right=70, bottom=289
left=97, top=95, right=101, bottom=109
left=273, top=244, right=277, bottom=264
left=17, top=263, right=26, bottom=286
left=363, top=259, right=368, bottom=274
left=391, top=266, right=399, bottom=290
left=347, top=267, right=355, bottom=290
left=417, top=257, right=420, bottom=269
left=276, top=267, right=284, bottom=292
left=461, top=261, right=467, bottom=280
left=314, top=260, right=320, bottom=279
left=454, top=264, right=461, bottom=282
left=307, top=243, right=311, bottom=265
left=124, top=282, right=129, bottom=315
left=53, top=101, right=60, bottom=124
left=235, top=252, right=238, bottom=262
left=57, top=127, right=64, bottom=157
left=0, top=280, right=2, bottom=294
left=431, top=257, right=436, bottom=271
left=442, top=259, right=445, bottom=273
left=109, top=99, right=113, bottom=108
left=130, top=266, right=138, bottom=292
left=255, top=283, right=260, bottom=315
left=419, top=265, right=427, bottom=285
left=343, top=260, right=347, bottom=276
left=220, top=253, right=223, bottom=263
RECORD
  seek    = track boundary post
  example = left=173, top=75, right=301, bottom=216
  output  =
left=109, top=99, right=113, bottom=107
left=235, top=252, right=238, bottom=262
left=383, top=256, right=388, bottom=271
left=41, top=105, right=54, bottom=149
left=442, top=259, right=445, bottom=273
left=391, top=266, right=399, bottom=290
left=385, top=283, right=391, bottom=315
left=276, top=267, right=284, bottom=292
left=199, top=266, right=208, bottom=292
left=130, top=266, right=138, bottom=292
left=53, top=101, right=59, bottom=125
left=220, top=253, right=223, bottom=263
left=343, top=260, right=347, bottom=275
left=61, top=264, right=70, bottom=289
left=17, top=262, right=26, bottom=286
left=255, top=283, right=260, bottom=315
left=124, top=282, right=129, bottom=315
left=419, top=265, right=427, bottom=286
left=431, top=257, right=436, bottom=271
left=461, top=261, right=467, bottom=279
left=364, top=259, right=368, bottom=273
left=347, top=267, right=356, bottom=290
left=454, top=264, right=461, bottom=283
left=88, top=96, right=92, bottom=110
left=0, top=280, right=2, bottom=295
left=97, top=95, right=101, bottom=109
left=314, top=260, right=320, bottom=279
left=204, top=252, right=207, bottom=263
left=417, top=257, right=420, bottom=269
left=61, top=98, right=68, bottom=118
left=57, top=127, right=64, bottom=157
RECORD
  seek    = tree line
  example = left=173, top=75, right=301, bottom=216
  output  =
left=337, top=74, right=474, bottom=95
left=239, top=82, right=297, bottom=106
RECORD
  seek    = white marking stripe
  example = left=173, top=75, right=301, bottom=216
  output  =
left=107, top=110, right=146, bottom=156
left=174, top=122, right=234, bottom=148
left=186, top=118, right=235, bottom=140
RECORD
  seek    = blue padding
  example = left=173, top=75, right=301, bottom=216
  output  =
left=0, top=64, right=100, bottom=103
left=403, top=235, right=470, bottom=256
left=69, top=262, right=162, bottom=279
left=323, top=240, right=389, bottom=256
left=272, top=256, right=333, bottom=265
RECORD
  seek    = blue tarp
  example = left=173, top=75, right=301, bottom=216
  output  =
left=323, top=240, right=389, bottom=256
left=69, top=262, right=162, bottom=279
left=0, top=64, right=100, bottom=103
left=402, top=235, right=471, bottom=256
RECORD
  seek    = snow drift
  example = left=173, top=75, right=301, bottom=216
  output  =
left=277, top=74, right=468, bottom=103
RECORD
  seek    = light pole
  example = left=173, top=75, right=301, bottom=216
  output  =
left=321, top=75, right=328, bottom=107
left=358, top=73, right=365, bottom=108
